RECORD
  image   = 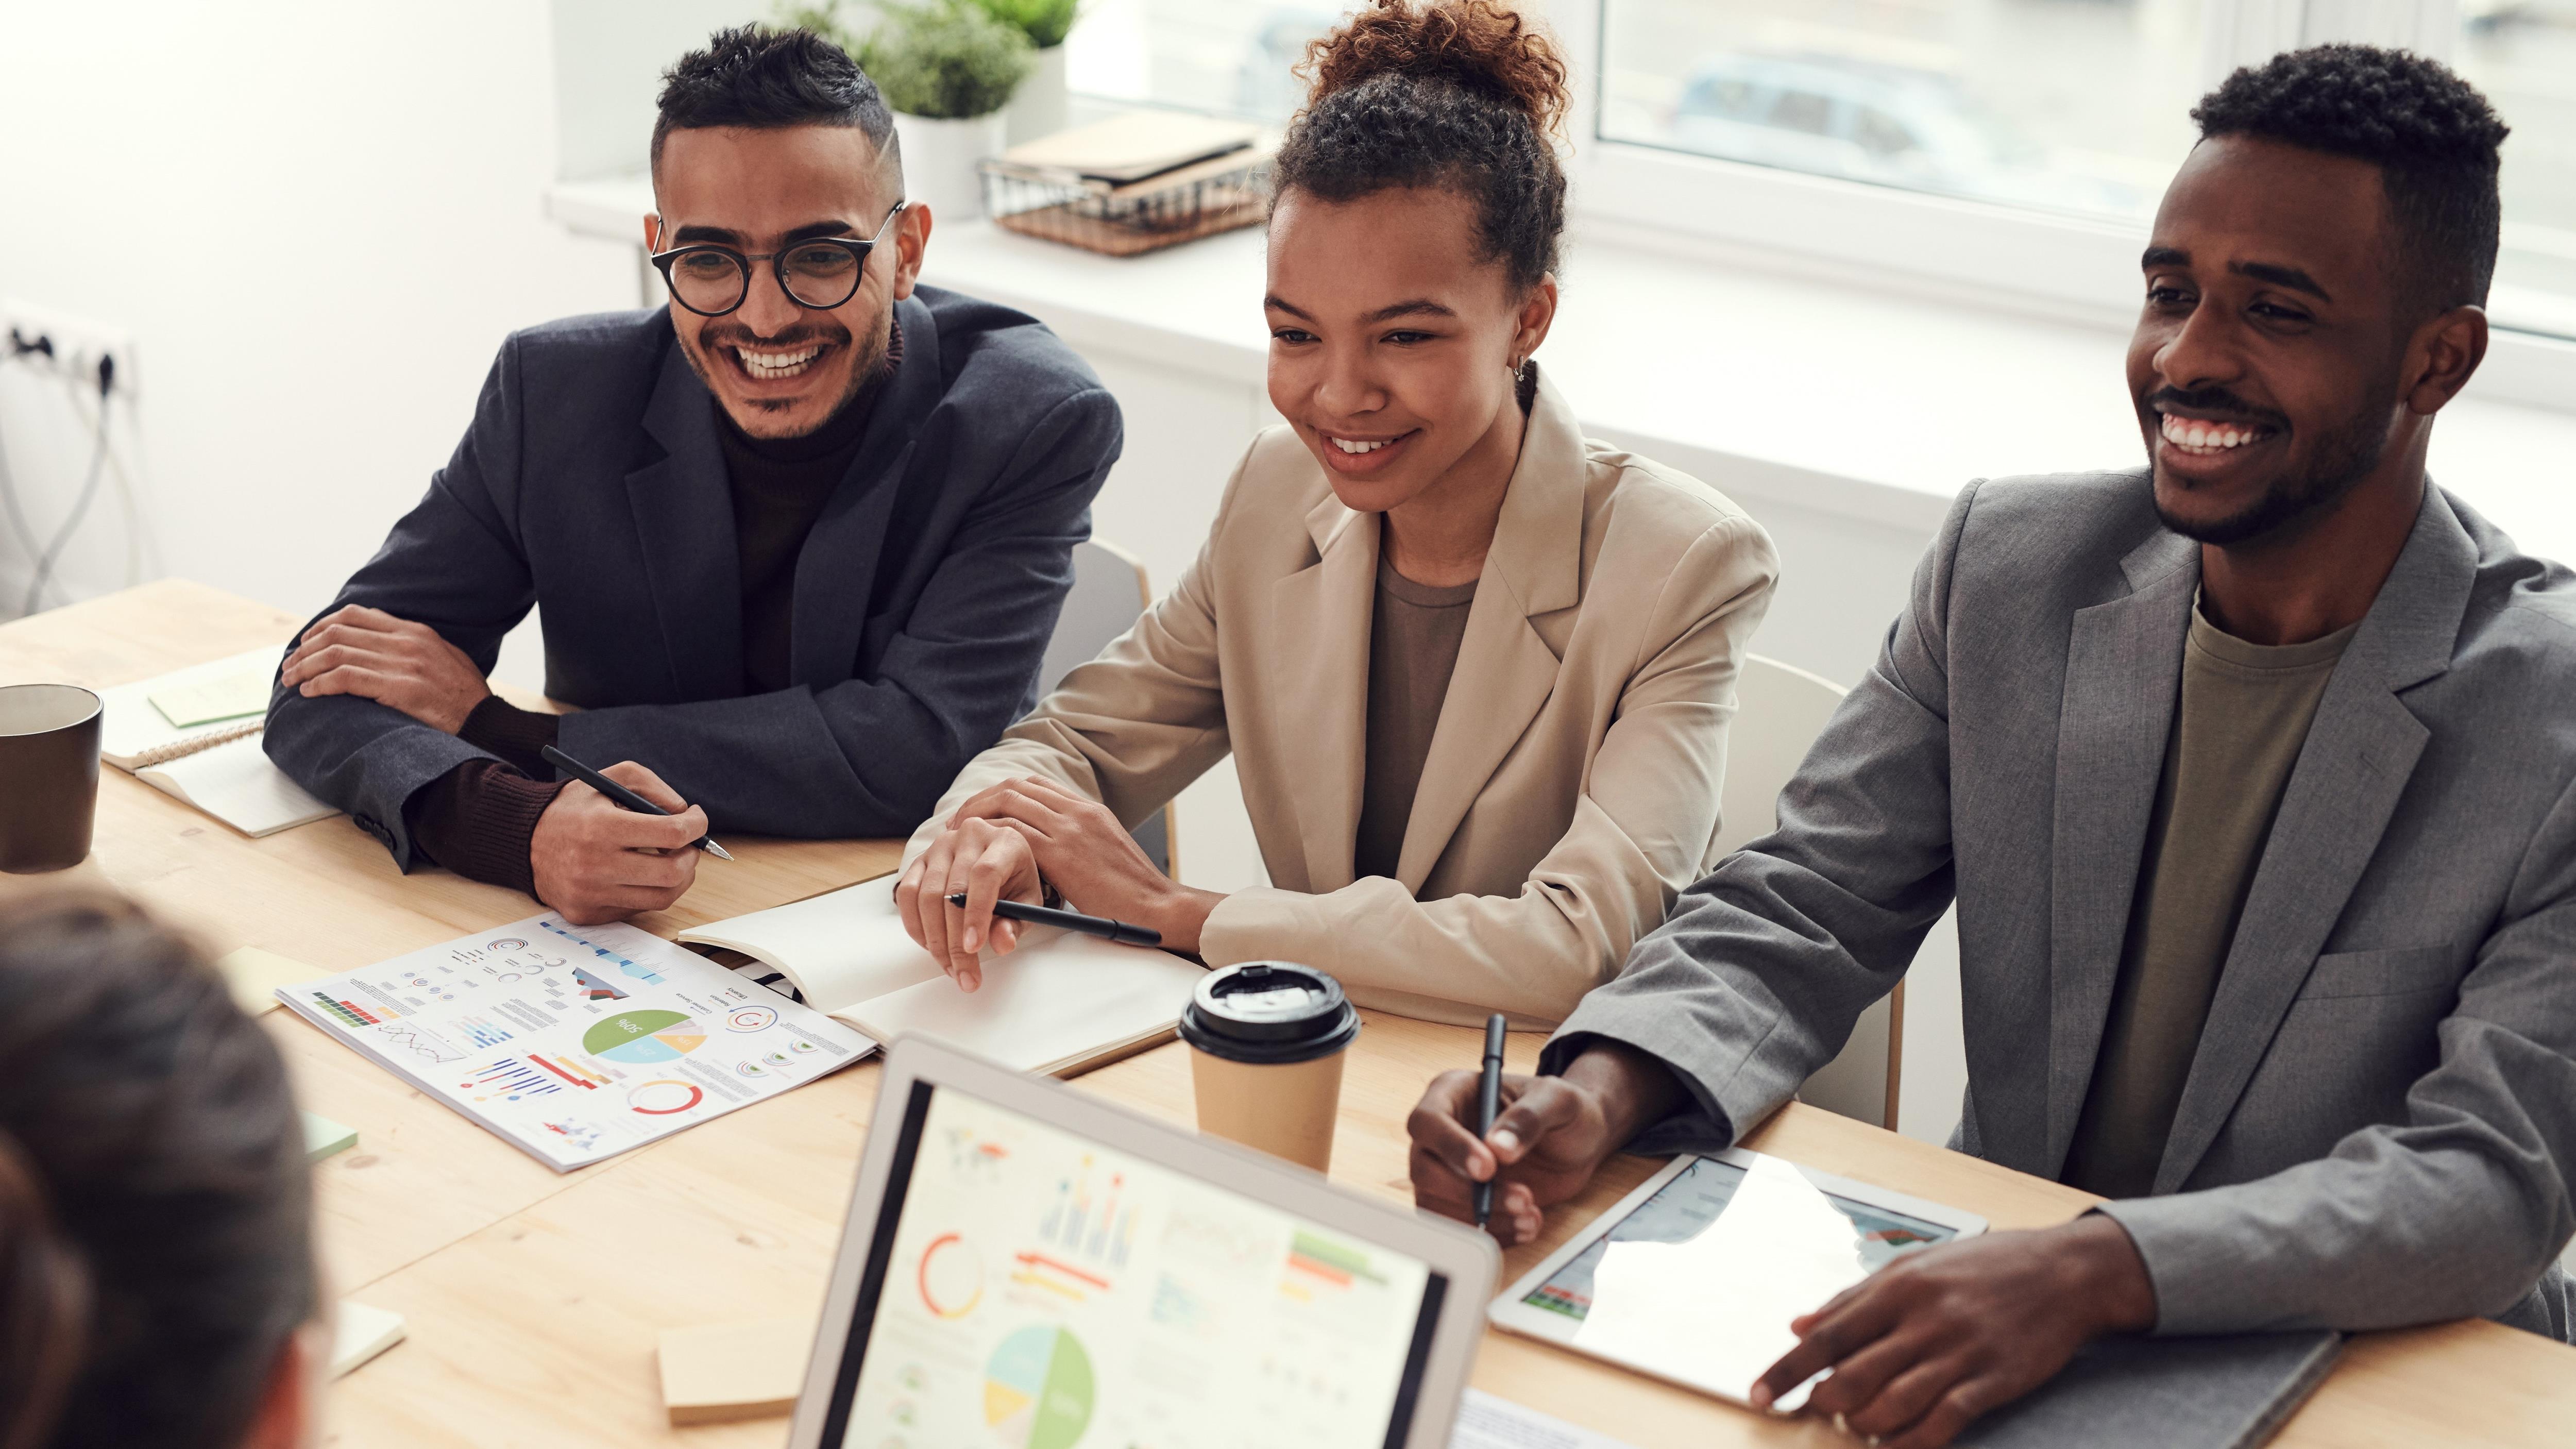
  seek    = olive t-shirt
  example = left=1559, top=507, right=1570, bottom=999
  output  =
left=1354, top=552, right=1478, bottom=884
left=2060, top=602, right=2361, bottom=1199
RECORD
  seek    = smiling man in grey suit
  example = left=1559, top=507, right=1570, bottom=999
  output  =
left=263, top=27, right=1117, bottom=925
left=1410, top=46, right=2575, bottom=1448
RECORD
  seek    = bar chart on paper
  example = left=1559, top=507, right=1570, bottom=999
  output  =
left=276, top=914, right=872, bottom=1170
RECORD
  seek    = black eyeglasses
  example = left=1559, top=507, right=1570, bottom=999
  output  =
left=648, top=202, right=906, bottom=316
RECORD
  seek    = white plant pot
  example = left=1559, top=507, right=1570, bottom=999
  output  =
left=1005, top=44, right=1070, bottom=146
left=893, top=110, right=1007, bottom=224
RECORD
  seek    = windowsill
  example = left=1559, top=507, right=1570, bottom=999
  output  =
left=546, top=173, right=2576, bottom=553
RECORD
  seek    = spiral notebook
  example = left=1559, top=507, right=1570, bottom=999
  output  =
left=677, top=874, right=1204, bottom=1077
left=99, top=648, right=335, bottom=837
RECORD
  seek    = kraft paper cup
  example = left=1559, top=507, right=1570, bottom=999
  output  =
left=1177, top=962, right=1361, bottom=1174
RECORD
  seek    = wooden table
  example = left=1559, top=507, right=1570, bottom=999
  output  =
left=7, top=580, right=2570, bottom=1448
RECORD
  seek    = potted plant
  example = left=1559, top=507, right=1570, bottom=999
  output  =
left=783, top=0, right=1033, bottom=221
left=973, top=0, right=1080, bottom=145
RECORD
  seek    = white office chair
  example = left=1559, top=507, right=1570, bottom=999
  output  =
left=1038, top=540, right=1178, bottom=878
left=1717, top=655, right=1906, bottom=1131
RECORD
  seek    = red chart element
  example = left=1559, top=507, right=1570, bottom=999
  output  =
left=626, top=1080, right=704, bottom=1115
left=918, top=1232, right=984, bottom=1319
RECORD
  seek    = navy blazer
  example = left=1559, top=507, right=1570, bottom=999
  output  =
left=266, top=285, right=1121, bottom=866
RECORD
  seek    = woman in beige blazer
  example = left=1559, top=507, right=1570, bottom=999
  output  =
left=896, top=0, right=1777, bottom=1026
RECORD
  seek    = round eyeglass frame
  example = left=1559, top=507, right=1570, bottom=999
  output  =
left=648, top=201, right=907, bottom=317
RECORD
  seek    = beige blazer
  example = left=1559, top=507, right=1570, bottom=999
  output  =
left=904, top=371, right=1778, bottom=1025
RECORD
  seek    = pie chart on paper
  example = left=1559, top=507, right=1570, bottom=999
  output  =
left=983, top=1325, right=1093, bottom=1449
left=581, top=1009, right=708, bottom=1065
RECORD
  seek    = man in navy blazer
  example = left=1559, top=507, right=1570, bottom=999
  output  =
left=264, top=27, right=1120, bottom=924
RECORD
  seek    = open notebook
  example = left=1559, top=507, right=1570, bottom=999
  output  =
left=98, top=647, right=334, bottom=837
left=678, top=874, right=1206, bottom=1076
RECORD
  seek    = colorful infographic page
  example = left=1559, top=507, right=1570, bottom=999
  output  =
left=847, top=1087, right=1435, bottom=1449
left=280, top=914, right=873, bottom=1170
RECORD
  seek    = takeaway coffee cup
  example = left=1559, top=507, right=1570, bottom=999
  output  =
left=1178, top=961, right=1361, bottom=1173
left=0, top=683, right=103, bottom=873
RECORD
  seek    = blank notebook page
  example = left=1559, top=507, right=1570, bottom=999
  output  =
left=138, top=734, right=335, bottom=837
left=841, top=925, right=1206, bottom=1075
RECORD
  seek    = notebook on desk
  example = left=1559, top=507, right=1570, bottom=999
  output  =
left=1959, top=1329, right=2342, bottom=1449
left=98, top=647, right=335, bottom=837
left=678, top=874, right=1205, bottom=1077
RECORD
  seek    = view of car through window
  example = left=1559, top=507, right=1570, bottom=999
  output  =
left=1600, top=0, right=2206, bottom=222
left=1062, top=0, right=2576, bottom=333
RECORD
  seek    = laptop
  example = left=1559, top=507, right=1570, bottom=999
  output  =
left=788, top=1035, right=1500, bottom=1448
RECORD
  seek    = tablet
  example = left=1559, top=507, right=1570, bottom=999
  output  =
left=789, top=1034, right=1499, bottom=1449
left=1488, top=1148, right=1986, bottom=1412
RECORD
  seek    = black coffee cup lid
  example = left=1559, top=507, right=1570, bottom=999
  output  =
left=1179, top=962, right=1360, bottom=1065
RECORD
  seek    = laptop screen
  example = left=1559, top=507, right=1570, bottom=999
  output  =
left=816, top=1080, right=1451, bottom=1448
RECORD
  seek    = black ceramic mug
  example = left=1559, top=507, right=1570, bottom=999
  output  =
left=0, top=683, right=103, bottom=872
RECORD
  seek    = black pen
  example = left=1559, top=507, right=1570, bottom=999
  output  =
left=1474, top=1012, right=1506, bottom=1228
left=539, top=745, right=734, bottom=861
left=942, top=893, right=1162, bottom=948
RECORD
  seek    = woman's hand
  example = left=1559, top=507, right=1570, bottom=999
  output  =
left=895, top=817, right=1041, bottom=991
left=949, top=777, right=1222, bottom=953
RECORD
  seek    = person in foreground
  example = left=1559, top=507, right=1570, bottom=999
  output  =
left=0, top=894, right=320, bottom=1449
left=1411, top=45, right=2576, bottom=1445
left=894, top=0, right=1777, bottom=1025
left=264, top=26, right=1119, bottom=925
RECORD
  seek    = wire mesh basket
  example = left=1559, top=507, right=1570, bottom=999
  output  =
left=979, top=147, right=1274, bottom=257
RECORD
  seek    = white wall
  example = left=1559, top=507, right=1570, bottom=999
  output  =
left=0, top=2, right=638, bottom=669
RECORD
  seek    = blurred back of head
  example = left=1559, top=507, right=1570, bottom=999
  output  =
left=0, top=893, right=313, bottom=1449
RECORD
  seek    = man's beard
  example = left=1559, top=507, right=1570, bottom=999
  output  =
left=2147, top=383, right=2394, bottom=547
left=682, top=312, right=888, bottom=439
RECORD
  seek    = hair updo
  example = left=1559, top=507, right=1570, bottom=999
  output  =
left=1272, top=0, right=1570, bottom=295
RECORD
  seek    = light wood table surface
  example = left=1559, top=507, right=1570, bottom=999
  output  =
left=5, top=580, right=2569, bottom=1448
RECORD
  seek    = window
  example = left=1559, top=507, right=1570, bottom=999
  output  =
left=1064, top=0, right=1334, bottom=124
left=2452, top=4, right=2576, bottom=338
left=1060, top=0, right=2576, bottom=357
left=1596, top=0, right=2207, bottom=223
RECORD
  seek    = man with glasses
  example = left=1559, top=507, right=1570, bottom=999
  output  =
left=264, top=26, right=1121, bottom=924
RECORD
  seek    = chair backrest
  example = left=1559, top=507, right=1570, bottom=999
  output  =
left=1720, top=655, right=1905, bottom=1130
left=1038, top=541, right=1172, bottom=877
left=1040, top=540, right=1154, bottom=697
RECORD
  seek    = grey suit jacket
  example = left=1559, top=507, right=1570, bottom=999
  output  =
left=1552, top=470, right=2576, bottom=1340
left=265, top=287, right=1119, bottom=865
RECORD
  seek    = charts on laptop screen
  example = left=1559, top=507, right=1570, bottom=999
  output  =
left=825, top=1082, right=1447, bottom=1448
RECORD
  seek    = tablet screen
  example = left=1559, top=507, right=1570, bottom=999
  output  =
left=818, top=1082, right=1448, bottom=1449
left=1523, top=1155, right=1955, bottom=1323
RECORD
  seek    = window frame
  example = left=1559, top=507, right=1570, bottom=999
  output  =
left=1537, top=0, right=2574, bottom=406
left=1547, top=0, right=2445, bottom=316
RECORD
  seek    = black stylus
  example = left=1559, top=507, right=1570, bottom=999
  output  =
left=539, top=745, right=733, bottom=860
left=942, top=893, right=1162, bottom=948
left=1475, top=1012, right=1506, bottom=1228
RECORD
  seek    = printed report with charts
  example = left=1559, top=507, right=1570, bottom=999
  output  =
left=278, top=916, right=874, bottom=1171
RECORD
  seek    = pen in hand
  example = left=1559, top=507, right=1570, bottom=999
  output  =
left=1475, top=1012, right=1506, bottom=1229
left=942, top=893, right=1163, bottom=948
left=538, top=745, right=734, bottom=861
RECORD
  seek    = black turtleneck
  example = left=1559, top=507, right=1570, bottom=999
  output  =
left=401, top=319, right=905, bottom=895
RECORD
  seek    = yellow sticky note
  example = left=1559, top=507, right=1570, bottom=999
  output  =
left=149, top=669, right=272, bottom=729
left=659, top=1319, right=812, bottom=1425
left=215, top=945, right=313, bottom=1018
left=331, top=1300, right=406, bottom=1378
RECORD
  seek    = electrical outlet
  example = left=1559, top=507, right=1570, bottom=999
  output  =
left=0, top=298, right=136, bottom=398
